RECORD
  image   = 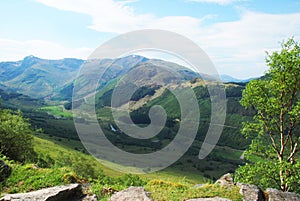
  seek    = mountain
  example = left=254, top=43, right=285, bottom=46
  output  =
left=220, top=74, right=256, bottom=83
left=0, top=88, right=44, bottom=110
left=0, top=56, right=84, bottom=98
left=0, top=55, right=214, bottom=100
left=0, top=55, right=152, bottom=99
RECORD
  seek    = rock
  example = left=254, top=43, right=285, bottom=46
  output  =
left=266, top=188, right=300, bottom=201
left=0, top=160, right=11, bottom=182
left=237, top=183, right=265, bottom=201
left=186, top=197, right=232, bottom=201
left=215, top=173, right=234, bottom=187
left=109, top=186, right=152, bottom=201
left=0, top=183, right=98, bottom=201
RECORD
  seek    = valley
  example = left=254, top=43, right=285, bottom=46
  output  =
left=0, top=55, right=251, bottom=181
left=1, top=48, right=299, bottom=200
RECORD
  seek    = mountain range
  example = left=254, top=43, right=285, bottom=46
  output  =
left=0, top=55, right=253, bottom=100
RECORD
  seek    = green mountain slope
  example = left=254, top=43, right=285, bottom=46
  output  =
left=0, top=56, right=84, bottom=98
left=0, top=88, right=44, bottom=111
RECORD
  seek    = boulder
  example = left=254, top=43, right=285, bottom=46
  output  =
left=0, top=160, right=11, bottom=182
left=215, top=173, right=234, bottom=188
left=237, top=183, right=264, bottom=201
left=0, top=183, right=98, bottom=201
left=109, top=186, right=152, bottom=201
left=186, top=197, right=232, bottom=201
left=266, top=188, right=300, bottom=201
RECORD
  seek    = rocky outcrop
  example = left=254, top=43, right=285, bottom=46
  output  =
left=266, top=188, right=300, bottom=201
left=109, top=186, right=152, bottom=201
left=215, top=173, right=234, bottom=188
left=237, top=183, right=265, bottom=201
left=215, top=173, right=300, bottom=201
left=0, top=160, right=11, bottom=182
left=186, top=197, right=232, bottom=201
left=0, top=183, right=97, bottom=201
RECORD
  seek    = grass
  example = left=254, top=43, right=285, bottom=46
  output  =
left=38, top=105, right=72, bottom=118
left=145, top=180, right=242, bottom=201
left=36, top=133, right=86, bottom=152
left=0, top=158, right=76, bottom=195
left=34, top=134, right=209, bottom=183
left=1, top=135, right=243, bottom=201
left=35, top=130, right=244, bottom=183
left=33, top=135, right=122, bottom=178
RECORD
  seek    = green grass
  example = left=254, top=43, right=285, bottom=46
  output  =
left=1, top=135, right=243, bottom=201
left=34, top=134, right=208, bottom=183
left=36, top=133, right=86, bottom=152
left=0, top=158, right=76, bottom=195
left=38, top=105, right=72, bottom=118
left=145, top=180, right=242, bottom=201
left=33, top=135, right=122, bottom=178
left=35, top=126, right=244, bottom=182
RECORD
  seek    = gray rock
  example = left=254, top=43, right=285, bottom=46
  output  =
left=0, top=183, right=97, bottom=201
left=237, top=183, right=264, bottom=201
left=266, top=188, right=300, bottom=201
left=0, top=160, right=11, bottom=182
left=215, top=173, right=234, bottom=187
left=186, top=197, right=232, bottom=201
left=109, top=186, right=152, bottom=201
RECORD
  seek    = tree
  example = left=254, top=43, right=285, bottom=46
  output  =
left=0, top=108, right=34, bottom=162
left=235, top=38, right=300, bottom=192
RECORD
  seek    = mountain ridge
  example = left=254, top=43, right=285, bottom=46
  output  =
left=0, top=55, right=255, bottom=100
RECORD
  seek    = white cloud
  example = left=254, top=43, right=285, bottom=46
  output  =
left=34, top=0, right=209, bottom=34
left=196, top=11, right=300, bottom=78
left=188, top=0, right=240, bottom=5
left=35, top=0, right=153, bottom=33
left=15, top=1, right=300, bottom=78
left=0, top=39, right=92, bottom=61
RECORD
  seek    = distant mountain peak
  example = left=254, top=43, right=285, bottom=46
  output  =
left=220, top=74, right=256, bottom=83
left=23, top=55, right=39, bottom=60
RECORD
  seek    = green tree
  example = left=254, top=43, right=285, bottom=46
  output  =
left=235, top=38, right=300, bottom=192
left=0, top=108, right=34, bottom=162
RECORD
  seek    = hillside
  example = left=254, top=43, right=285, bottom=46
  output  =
left=0, top=56, right=84, bottom=98
left=0, top=55, right=242, bottom=100
left=0, top=55, right=252, bottom=181
left=1, top=134, right=243, bottom=201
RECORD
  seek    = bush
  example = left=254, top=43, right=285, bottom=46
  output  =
left=0, top=109, right=34, bottom=162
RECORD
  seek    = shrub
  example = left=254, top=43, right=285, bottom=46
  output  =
left=0, top=109, right=34, bottom=162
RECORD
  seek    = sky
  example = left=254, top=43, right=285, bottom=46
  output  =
left=0, top=0, right=299, bottom=79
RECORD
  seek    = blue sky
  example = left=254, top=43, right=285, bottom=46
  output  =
left=0, top=0, right=299, bottom=78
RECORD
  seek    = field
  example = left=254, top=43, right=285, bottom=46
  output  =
left=37, top=105, right=73, bottom=118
